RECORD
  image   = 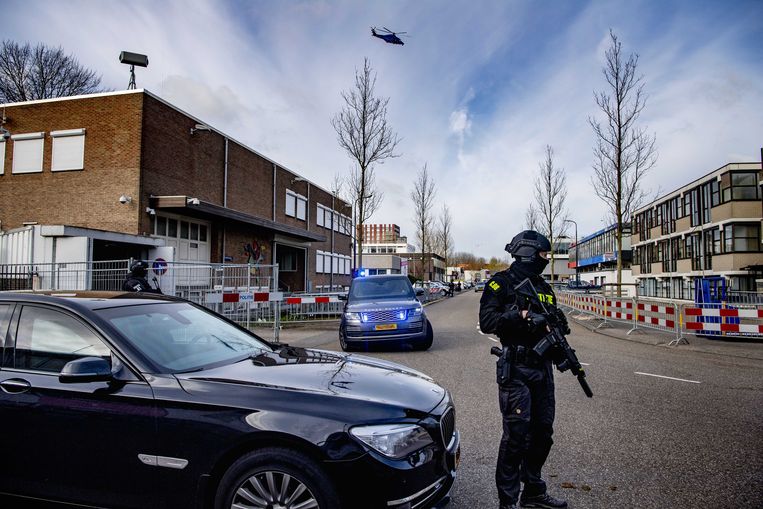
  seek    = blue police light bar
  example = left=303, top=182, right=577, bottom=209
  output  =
left=352, top=268, right=368, bottom=278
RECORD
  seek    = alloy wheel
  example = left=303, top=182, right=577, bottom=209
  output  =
left=231, top=470, right=319, bottom=509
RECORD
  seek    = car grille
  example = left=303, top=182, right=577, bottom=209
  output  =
left=440, top=407, right=456, bottom=448
left=362, top=309, right=406, bottom=322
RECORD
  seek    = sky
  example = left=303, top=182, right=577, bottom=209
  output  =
left=3, top=0, right=762, bottom=259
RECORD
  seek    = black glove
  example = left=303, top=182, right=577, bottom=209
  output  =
left=525, top=311, right=547, bottom=333
left=554, top=309, right=571, bottom=335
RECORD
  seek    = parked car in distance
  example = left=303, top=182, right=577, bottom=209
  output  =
left=341, top=275, right=434, bottom=351
left=0, top=292, right=458, bottom=509
left=474, top=281, right=486, bottom=292
left=567, top=280, right=599, bottom=291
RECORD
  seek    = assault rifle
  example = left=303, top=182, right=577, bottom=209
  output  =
left=515, top=278, right=593, bottom=398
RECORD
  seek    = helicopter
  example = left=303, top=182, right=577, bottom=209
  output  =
left=371, top=27, right=407, bottom=46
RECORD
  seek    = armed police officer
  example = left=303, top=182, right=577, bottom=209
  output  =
left=122, top=260, right=162, bottom=294
left=479, top=230, right=569, bottom=509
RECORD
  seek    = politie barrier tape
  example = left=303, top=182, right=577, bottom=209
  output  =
left=206, top=292, right=284, bottom=304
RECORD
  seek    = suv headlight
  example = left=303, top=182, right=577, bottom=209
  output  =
left=411, top=305, right=423, bottom=316
left=344, top=312, right=361, bottom=321
left=350, top=424, right=433, bottom=459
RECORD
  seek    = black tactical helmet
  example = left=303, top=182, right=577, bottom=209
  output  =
left=129, top=260, right=149, bottom=277
left=505, top=230, right=551, bottom=276
left=505, top=230, right=551, bottom=260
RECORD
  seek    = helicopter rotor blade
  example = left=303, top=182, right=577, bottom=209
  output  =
left=382, top=27, right=394, bottom=34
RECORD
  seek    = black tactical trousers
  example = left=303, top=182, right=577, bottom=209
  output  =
left=496, top=360, right=555, bottom=505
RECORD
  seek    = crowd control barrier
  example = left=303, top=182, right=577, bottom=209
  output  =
left=557, top=291, right=763, bottom=344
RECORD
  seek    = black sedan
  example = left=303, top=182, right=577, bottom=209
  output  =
left=0, top=292, right=459, bottom=509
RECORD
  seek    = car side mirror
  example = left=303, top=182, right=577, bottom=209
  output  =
left=338, top=294, right=347, bottom=301
left=59, top=356, right=113, bottom=384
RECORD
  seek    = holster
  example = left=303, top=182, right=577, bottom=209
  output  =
left=496, top=348, right=511, bottom=386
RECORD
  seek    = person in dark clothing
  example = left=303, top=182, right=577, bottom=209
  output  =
left=479, top=230, right=568, bottom=509
left=122, top=261, right=162, bottom=294
left=448, top=281, right=455, bottom=297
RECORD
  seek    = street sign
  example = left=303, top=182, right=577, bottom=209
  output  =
left=152, top=258, right=168, bottom=276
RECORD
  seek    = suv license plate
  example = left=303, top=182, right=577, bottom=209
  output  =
left=375, top=323, right=397, bottom=331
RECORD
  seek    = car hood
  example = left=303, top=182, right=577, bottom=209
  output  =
left=175, top=347, right=445, bottom=413
left=345, top=299, right=421, bottom=312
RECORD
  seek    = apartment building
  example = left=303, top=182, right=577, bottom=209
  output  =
left=631, top=162, right=762, bottom=299
left=568, top=224, right=635, bottom=287
left=0, top=90, right=351, bottom=292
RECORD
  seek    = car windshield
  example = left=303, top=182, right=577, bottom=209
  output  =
left=97, top=302, right=271, bottom=373
left=349, top=277, right=415, bottom=301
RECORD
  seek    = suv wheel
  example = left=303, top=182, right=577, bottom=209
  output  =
left=215, top=447, right=341, bottom=509
left=413, top=319, right=434, bottom=351
left=339, top=330, right=355, bottom=352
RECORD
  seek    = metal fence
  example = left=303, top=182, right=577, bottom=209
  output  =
left=557, top=290, right=763, bottom=342
left=0, top=260, right=130, bottom=292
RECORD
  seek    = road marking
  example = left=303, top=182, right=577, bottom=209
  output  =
left=634, top=372, right=701, bottom=384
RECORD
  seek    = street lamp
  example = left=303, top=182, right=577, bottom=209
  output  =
left=564, top=219, right=579, bottom=284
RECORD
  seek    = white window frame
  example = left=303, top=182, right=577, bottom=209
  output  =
left=11, top=132, right=44, bottom=174
left=285, top=191, right=297, bottom=217
left=296, top=195, right=307, bottom=220
left=51, top=128, right=86, bottom=172
left=0, top=140, right=5, bottom=175
left=316, top=251, right=324, bottom=274
left=316, top=205, right=325, bottom=227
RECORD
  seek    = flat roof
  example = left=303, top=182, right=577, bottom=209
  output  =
left=633, top=162, right=760, bottom=214
left=1, top=89, right=347, bottom=206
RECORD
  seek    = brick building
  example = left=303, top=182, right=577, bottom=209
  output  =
left=0, top=90, right=352, bottom=292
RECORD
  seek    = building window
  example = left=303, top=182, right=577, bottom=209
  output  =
left=316, top=251, right=324, bottom=273
left=316, top=205, right=325, bottom=227
left=0, top=140, right=5, bottom=175
left=721, top=171, right=761, bottom=201
left=724, top=223, right=760, bottom=253
left=710, top=179, right=720, bottom=207
left=11, top=132, right=44, bottom=174
left=51, top=129, right=85, bottom=171
left=285, top=191, right=307, bottom=220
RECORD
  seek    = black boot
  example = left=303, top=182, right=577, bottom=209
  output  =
left=520, top=493, right=568, bottom=508
left=500, top=504, right=518, bottom=509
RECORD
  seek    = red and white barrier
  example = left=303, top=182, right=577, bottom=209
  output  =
left=636, top=303, right=676, bottom=329
left=683, top=307, right=763, bottom=334
left=285, top=295, right=340, bottom=304
left=206, top=291, right=284, bottom=304
left=605, top=299, right=633, bottom=320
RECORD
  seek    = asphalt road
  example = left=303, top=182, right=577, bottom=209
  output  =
left=283, top=290, right=763, bottom=509
left=7, top=290, right=762, bottom=509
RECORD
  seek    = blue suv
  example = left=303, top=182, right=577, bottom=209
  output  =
left=339, top=275, right=433, bottom=351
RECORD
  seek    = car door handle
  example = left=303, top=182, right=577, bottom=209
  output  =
left=0, top=378, right=32, bottom=394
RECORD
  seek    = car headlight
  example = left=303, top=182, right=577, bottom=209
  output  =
left=350, top=424, right=433, bottom=459
left=411, top=305, right=423, bottom=316
left=344, top=312, right=361, bottom=321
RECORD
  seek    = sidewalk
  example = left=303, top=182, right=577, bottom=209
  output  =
left=570, top=313, right=763, bottom=361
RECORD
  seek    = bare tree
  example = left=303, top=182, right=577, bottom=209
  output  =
left=0, top=40, right=104, bottom=103
left=589, top=30, right=657, bottom=287
left=438, top=204, right=454, bottom=278
left=533, top=145, right=568, bottom=283
left=411, top=164, right=437, bottom=279
left=332, top=58, right=400, bottom=269
left=524, top=205, right=540, bottom=231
